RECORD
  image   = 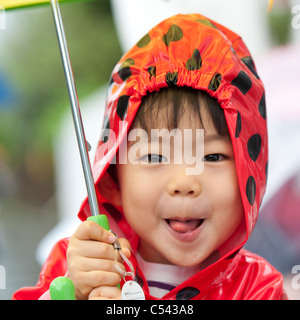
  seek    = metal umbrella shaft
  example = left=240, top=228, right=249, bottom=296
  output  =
left=50, top=0, right=99, bottom=216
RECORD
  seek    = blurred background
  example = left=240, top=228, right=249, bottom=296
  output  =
left=0, top=0, right=299, bottom=299
left=0, top=0, right=122, bottom=299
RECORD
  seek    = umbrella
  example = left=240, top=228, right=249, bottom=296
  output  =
left=4, top=0, right=100, bottom=217
left=1, top=0, right=93, bottom=10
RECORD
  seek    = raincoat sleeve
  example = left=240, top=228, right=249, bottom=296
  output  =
left=12, top=238, right=69, bottom=300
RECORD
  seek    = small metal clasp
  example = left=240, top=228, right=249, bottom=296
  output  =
left=110, top=230, right=122, bottom=251
left=110, top=230, right=135, bottom=281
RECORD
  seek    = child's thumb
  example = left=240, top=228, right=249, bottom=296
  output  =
left=78, top=220, right=116, bottom=243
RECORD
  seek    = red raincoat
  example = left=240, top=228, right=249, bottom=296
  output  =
left=13, top=13, right=285, bottom=300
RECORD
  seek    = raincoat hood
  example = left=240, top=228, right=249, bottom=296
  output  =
left=78, top=12, right=267, bottom=258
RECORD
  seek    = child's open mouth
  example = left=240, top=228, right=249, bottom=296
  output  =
left=165, top=219, right=204, bottom=239
left=166, top=219, right=204, bottom=233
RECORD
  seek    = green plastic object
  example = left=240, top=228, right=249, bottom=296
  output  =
left=50, top=214, right=113, bottom=300
left=50, top=276, right=76, bottom=300
left=87, top=214, right=110, bottom=231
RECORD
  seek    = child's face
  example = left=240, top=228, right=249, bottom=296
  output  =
left=116, top=107, right=244, bottom=267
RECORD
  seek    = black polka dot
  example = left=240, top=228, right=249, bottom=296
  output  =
left=186, top=49, right=202, bottom=71
left=165, top=71, right=178, bottom=87
left=147, top=66, right=156, bottom=78
left=136, top=33, right=151, bottom=48
left=246, top=176, right=256, bottom=205
left=101, top=115, right=110, bottom=143
left=208, top=73, right=222, bottom=91
left=231, top=71, right=252, bottom=95
left=247, top=134, right=261, bottom=162
left=235, top=110, right=242, bottom=138
left=259, top=93, right=266, bottom=119
left=241, top=56, right=260, bottom=79
left=175, top=287, right=200, bottom=300
left=162, top=24, right=183, bottom=47
left=117, top=95, right=130, bottom=120
left=118, top=58, right=135, bottom=82
left=196, top=18, right=217, bottom=29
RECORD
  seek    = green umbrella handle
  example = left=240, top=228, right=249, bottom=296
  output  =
left=50, top=214, right=110, bottom=300
left=50, top=277, right=76, bottom=300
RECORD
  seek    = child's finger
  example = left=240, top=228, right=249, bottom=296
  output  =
left=118, top=238, right=132, bottom=259
left=69, top=239, right=115, bottom=259
left=75, top=256, right=126, bottom=276
left=74, top=220, right=116, bottom=243
left=86, top=270, right=121, bottom=288
left=73, top=270, right=122, bottom=299
left=88, top=285, right=121, bottom=300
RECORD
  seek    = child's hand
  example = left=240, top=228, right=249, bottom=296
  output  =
left=67, top=220, right=131, bottom=300
left=88, top=285, right=122, bottom=300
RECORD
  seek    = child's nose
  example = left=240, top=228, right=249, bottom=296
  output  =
left=167, top=171, right=201, bottom=197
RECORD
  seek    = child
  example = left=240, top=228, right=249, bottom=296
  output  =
left=13, top=13, right=285, bottom=300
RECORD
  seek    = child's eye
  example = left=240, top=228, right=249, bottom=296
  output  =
left=203, top=154, right=226, bottom=162
left=141, top=154, right=167, bottom=164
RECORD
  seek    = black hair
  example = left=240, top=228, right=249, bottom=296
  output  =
left=131, top=86, right=230, bottom=139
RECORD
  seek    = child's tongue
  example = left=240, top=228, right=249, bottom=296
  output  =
left=168, top=219, right=201, bottom=233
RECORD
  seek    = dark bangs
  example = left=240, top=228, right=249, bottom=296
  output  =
left=130, top=86, right=230, bottom=139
